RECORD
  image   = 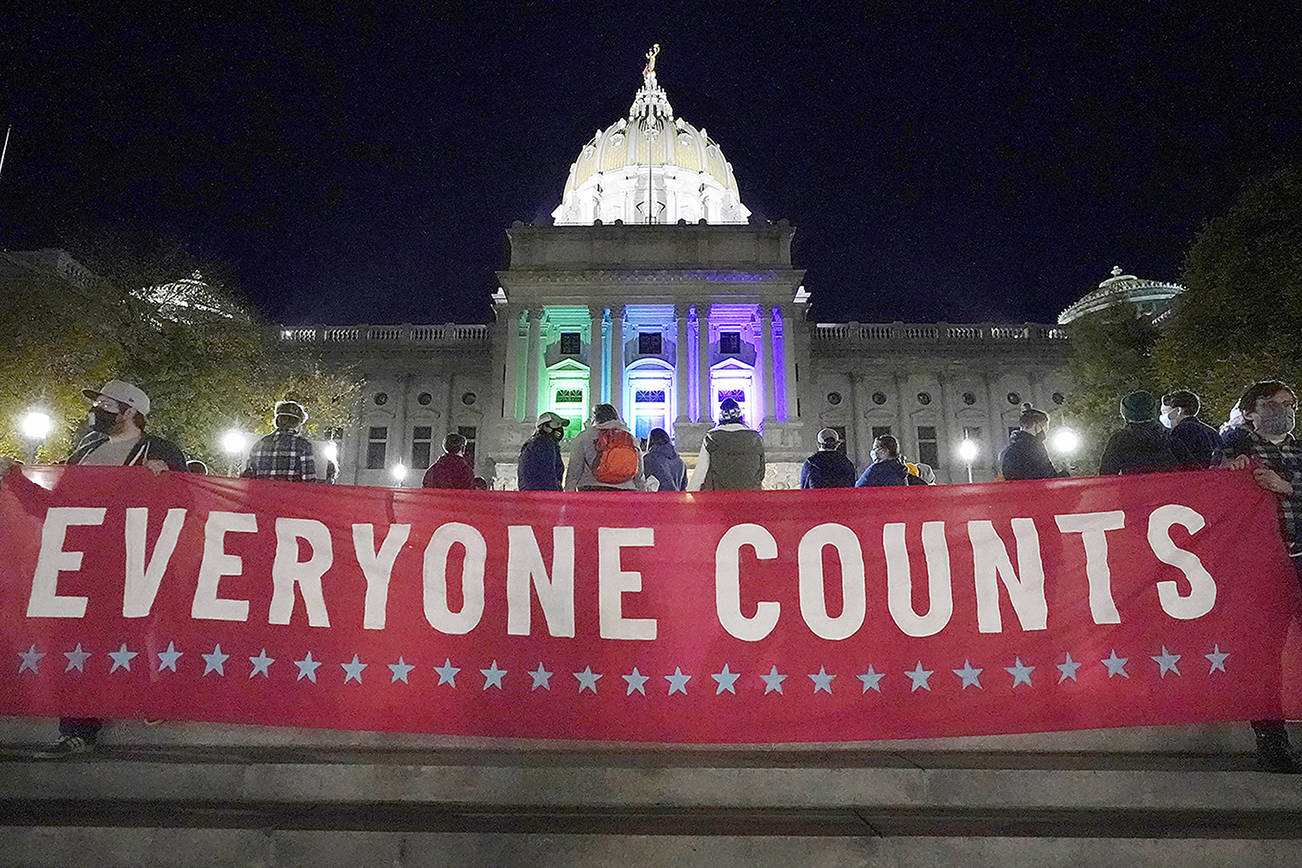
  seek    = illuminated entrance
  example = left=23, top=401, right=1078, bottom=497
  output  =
left=710, top=359, right=758, bottom=429
left=625, top=359, right=675, bottom=441
left=543, top=359, right=589, bottom=436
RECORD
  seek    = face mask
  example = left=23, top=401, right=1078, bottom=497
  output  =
left=88, top=407, right=119, bottom=434
left=1159, top=411, right=1174, bottom=429
left=545, top=426, right=564, bottom=442
left=1257, top=405, right=1297, bottom=439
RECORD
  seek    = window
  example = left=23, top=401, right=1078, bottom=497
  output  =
left=872, top=391, right=887, bottom=405
left=374, top=392, right=388, bottom=406
left=458, top=426, right=477, bottom=468
left=962, top=391, right=977, bottom=406
left=555, top=388, right=584, bottom=403
left=366, top=426, right=388, bottom=470
left=461, top=392, right=477, bottom=406
left=559, top=332, right=581, bottom=355
left=827, top=391, right=842, bottom=406
left=916, top=425, right=939, bottom=467
left=917, top=392, right=932, bottom=406
left=635, top=389, right=666, bottom=402
left=417, top=392, right=433, bottom=406
left=637, top=331, right=663, bottom=355
left=717, top=388, right=746, bottom=403
left=871, top=425, right=893, bottom=440
left=719, top=331, right=742, bottom=354
left=1007, top=392, right=1021, bottom=405
left=411, top=426, right=433, bottom=469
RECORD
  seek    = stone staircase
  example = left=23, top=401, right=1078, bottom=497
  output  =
left=2, top=717, right=1302, bottom=866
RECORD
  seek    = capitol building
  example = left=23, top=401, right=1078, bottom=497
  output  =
left=279, top=49, right=1183, bottom=489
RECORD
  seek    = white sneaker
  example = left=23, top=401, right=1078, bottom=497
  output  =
left=34, top=735, right=94, bottom=759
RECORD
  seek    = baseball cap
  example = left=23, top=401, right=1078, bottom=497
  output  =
left=537, top=411, right=570, bottom=428
left=82, top=380, right=150, bottom=416
left=274, top=400, right=308, bottom=424
left=816, top=427, right=840, bottom=446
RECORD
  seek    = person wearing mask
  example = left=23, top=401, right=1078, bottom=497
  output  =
left=643, top=427, right=687, bottom=492
left=565, top=404, right=645, bottom=492
left=856, top=434, right=927, bottom=487
left=0, top=380, right=187, bottom=758
left=801, top=428, right=857, bottom=488
left=999, top=404, right=1068, bottom=481
left=687, top=398, right=765, bottom=491
left=1219, top=381, right=1302, bottom=773
left=1098, top=390, right=1195, bottom=475
left=422, top=433, right=475, bottom=489
left=517, top=412, right=568, bottom=491
left=1161, top=389, right=1222, bottom=468
left=241, top=400, right=316, bottom=482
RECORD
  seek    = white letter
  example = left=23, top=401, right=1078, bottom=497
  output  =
left=1148, top=504, right=1217, bottom=619
left=423, top=522, right=486, bottom=634
left=883, top=521, right=953, bottom=637
left=797, top=523, right=866, bottom=641
left=598, top=527, right=657, bottom=640
left=1055, top=511, right=1126, bottom=625
left=191, top=511, right=255, bottom=621
left=123, top=507, right=187, bottom=618
left=506, top=526, right=575, bottom=638
left=714, top=523, right=781, bottom=642
left=968, top=518, right=1047, bottom=633
left=269, top=518, right=334, bottom=627
left=26, top=506, right=105, bottom=618
left=352, top=523, right=411, bottom=630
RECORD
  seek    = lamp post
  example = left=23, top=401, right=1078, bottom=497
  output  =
left=19, top=408, right=53, bottom=464
left=390, top=463, right=408, bottom=488
left=1051, top=427, right=1081, bottom=457
left=220, top=429, right=249, bottom=477
left=957, top=438, right=978, bottom=484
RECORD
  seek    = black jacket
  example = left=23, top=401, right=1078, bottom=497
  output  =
left=801, top=450, right=857, bottom=488
left=999, top=430, right=1065, bottom=481
left=517, top=433, right=564, bottom=491
left=1170, top=417, right=1221, bottom=468
left=66, top=431, right=187, bottom=471
left=1098, top=422, right=1196, bottom=475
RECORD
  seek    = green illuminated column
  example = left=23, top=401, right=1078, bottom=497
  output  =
left=588, top=306, right=604, bottom=414
left=525, top=307, right=542, bottom=419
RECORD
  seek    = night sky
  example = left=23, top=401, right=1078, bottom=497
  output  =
left=2, top=3, right=1298, bottom=326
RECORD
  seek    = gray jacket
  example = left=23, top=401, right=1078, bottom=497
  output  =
left=688, top=423, right=765, bottom=491
left=564, top=419, right=646, bottom=491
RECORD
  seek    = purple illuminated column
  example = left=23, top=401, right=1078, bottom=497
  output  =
left=781, top=306, right=798, bottom=421
left=696, top=307, right=711, bottom=423
left=760, top=308, right=776, bottom=424
left=675, top=305, right=689, bottom=425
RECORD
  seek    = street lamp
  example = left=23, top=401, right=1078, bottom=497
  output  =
left=957, top=438, right=979, bottom=484
left=220, top=429, right=249, bottom=476
left=390, top=463, right=408, bottom=487
left=19, top=408, right=53, bottom=463
left=1051, top=427, right=1081, bottom=456
left=321, top=441, right=339, bottom=464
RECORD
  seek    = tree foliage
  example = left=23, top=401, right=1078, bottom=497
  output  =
left=0, top=229, right=360, bottom=466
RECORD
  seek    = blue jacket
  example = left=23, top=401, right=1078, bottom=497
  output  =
left=643, top=444, right=687, bottom=492
left=517, top=434, right=564, bottom=491
left=998, top=430, right=1065, bottom=480
left=802, top=450, right=857, bottom=488
left=855, top=458, right=922, bottom=487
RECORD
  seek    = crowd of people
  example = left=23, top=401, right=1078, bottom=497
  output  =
left=0, top=376, right=1299, bottom=770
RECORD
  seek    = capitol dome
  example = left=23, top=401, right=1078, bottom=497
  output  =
left=1058, top=266, right=1185, bottom=325
left=552, top=45, right=751, bottom=226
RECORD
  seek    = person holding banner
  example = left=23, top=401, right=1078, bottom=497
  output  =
left=422, top=433, right=474, bottom=489
left=518, top=412, right=568, bottom=491
left=1220, top=379, right=1302, bottom=773
left=999, top=403, right=1068, bottom=481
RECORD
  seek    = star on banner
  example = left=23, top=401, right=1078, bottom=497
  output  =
left=341, top=654, right=367, bottom=683
left=574, top=666, right=602, bottom=693
left=1150, top=646, right=1182, bottom=677
left=665, top=667, right=691, bottom=695
left=526, top=662, right=552, bottom=690
left=202, top=644, right=229, bottom=676
left=64, top=644, right=92, bottom=673
left=248, top=649, right=274, bottom=678
left=1101, top=649, right=1129, bottom=679
left=857, top=666, right=885, bottom=693
left=434, top=659, right=460, bottom=687
left=759, top=665, right=787, bottom=695
left=1205, top=645, right=1229, bottom=674
left=952, top=660, right=983, bottom=689
left=156, top=642, right=182, bottom=672
left=905, top=661, right=933, bottom=692
left=294, top=651, right=322, bottom=682
left=481, top=660, right=506, bottom=690
left=108, top=643, right=138, bottom=673
left=711, top=665, right=740, bottom=695
left=623, top=667, right=648, bottom=696
left=808, top=666, right=835, bottom=694
left=1005, top=658, right=1034, bottom=688
left=18, top=645, right=43, bottom=674
left=388, top=657, right=415, bottom=684
left=1056, top=653, right=1082, bottom=683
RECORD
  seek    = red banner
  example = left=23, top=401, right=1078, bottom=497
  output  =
left=1, top=466, right=1298, bottom=742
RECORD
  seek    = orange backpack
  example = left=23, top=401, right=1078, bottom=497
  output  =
left=593, top=428, right=639, bottom=484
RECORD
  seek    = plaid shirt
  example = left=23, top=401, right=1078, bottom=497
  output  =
left=1219, top=427, right=1302, bottom=556
left=242, top=429, right=317, bottom=482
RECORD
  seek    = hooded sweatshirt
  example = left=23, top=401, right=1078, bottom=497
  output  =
left=1098, top=421, right=1195, bottom=475
left=688, top=422, right=765, bottom=491
left=564, top=418, right=646, bottom=491
left=644, top=442, right=688, bottom=492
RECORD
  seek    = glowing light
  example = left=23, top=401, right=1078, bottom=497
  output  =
left=220, top=429, right=249, bottom=456
left=20, top=409, right=53, bottom=441
left=322, top=441, right=339, bottom=463
left=390, top=463, right=408, bottom=483
left=957, top=438, right=979, bottom=464
left=1051, top=427, right=1080, bottom=455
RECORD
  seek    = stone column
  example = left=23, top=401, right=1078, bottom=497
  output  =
left=675, top=305, right=690, bottom=424
left=697, top=306, right=711, bottom=422
left=588, top=306, right=604, bottom=415
left=985, top=370, right=1004, bottom=476
left=849, top=372, right=869, bottom=467
left=893, top=371, right=909, bottom=452
left=937, top=368, right=952, bottom=474
left=525, top=307, right=542, bottom=419
left=610, top=306, right=625, bottom=416
left=760, top=308, right=777, bottom=424
left=501, top=307, right=522, bottom=422
left=781, top=306, right=799, bottom=421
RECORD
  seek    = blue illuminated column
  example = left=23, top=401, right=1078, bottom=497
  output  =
left=675, top=305, right=690, bottom=427
left=610, top=306, right=625, bottom=416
